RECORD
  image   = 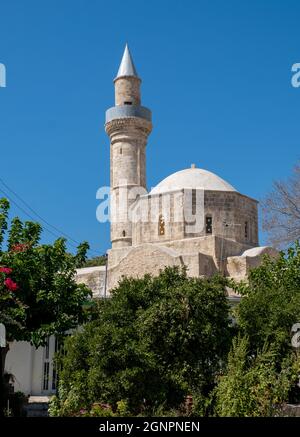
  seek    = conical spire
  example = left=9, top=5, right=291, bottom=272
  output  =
left=116, top=44, right=139, bottom=78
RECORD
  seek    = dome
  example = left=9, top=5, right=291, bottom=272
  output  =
left=150, top=167, right=237, bottom=194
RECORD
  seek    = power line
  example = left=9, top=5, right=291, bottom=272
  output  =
left=0, top=186, right=60, bottom=240
left=0, top=177, right=103, bottom=257
left=0, top=177, right=82, bottom=245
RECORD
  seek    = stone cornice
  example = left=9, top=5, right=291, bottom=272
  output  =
left=105, top=117, right=152, bottom=136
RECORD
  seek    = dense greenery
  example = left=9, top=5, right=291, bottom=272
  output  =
left=50, top=267, right=232, bottom=416
left=215, top=336, right=300, bottom=416
left=0, top=198, right=92, bottom=414
left=233, top=243, right=300, bottom=357
left=215, top=243, right=300, bottom=415
left=83, top=255, right=107, bottom=267
left=51, top=242, right=300, bottom=417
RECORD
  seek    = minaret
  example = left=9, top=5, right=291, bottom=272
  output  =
left=105, top=45, right=152, bottom=248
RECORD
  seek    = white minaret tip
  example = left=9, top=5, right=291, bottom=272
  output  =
left=191, top=163, right=196, bottom=169
left=116, top=44, right=138, bottom=78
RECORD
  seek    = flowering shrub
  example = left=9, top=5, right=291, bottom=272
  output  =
left=0, top=267, right=12, bottom=274
left=11, top=243, right=29, bottom=253
left=0, top=197, right=91, bottom=417
left=4, top=277, right=18, bottom=292
left=0, top=264, right=24, bottom=345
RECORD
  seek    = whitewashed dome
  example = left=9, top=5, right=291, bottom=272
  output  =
left=150, top=166, right=237, bottom=194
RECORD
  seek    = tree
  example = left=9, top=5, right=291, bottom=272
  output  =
left=261, top=161, right=300, bottom=248
left=0, top=198, right=92, bottom=414
left=214, top=336, right=300, bottom=417
left=82, top=255, right=107, bottom=267
left=216, top=242, right=300, bottom=416
left=232, top=243, right=300, bottom=358
left=52, top=267, right=232, bottom=416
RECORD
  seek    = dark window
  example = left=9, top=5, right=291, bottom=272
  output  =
left=122, top=230, right=126, bottom=237
left=120, top=148, right=122, bottom=155
left=158, top=215, right=165, bottom=236
left=192, top=189, right=196, bottom=215
left=124, top=101, right=132, bottom=105
left=245, top=221, right=248, bottom=239
left=52, top=365, right=57, bottom=391
left=45, top=337, right=49, bottom=359
left=206, top=216, right=212, bottom=234
left=43, top=362, right=49, bottom=391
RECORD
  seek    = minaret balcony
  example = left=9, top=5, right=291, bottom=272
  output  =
left=105, top=105, right=152, bottom=124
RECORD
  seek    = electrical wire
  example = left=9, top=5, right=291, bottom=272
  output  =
left=0, top=177, right=104, bottom=257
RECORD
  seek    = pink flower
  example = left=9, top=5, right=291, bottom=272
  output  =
left=0, top=267, right=12, bottom=274
left=4, top=277, right=18, bottom=291
left=11, top=243, right=28, bottom=252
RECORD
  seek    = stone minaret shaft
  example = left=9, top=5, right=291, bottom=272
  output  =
left=105, top=45, right=152, bottom=248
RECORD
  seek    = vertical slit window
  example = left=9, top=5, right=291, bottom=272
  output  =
left=43, top=362, right=49, bottom=391
left=192, top=189, right=196, bottom=215
left=45, top=337, right=49, bottom=359
left=206, top=216, right=212, bottom=234
left=158, top=215, right=165, bottom=236
left=245, top=221, right=248, bottom=239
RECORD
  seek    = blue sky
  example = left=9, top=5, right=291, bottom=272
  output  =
left=0, top=0, right=299, bottom=256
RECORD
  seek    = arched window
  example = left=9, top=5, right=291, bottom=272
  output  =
left=158, top=215, right=165, bottom=236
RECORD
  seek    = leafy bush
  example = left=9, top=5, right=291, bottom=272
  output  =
left=214, top=336, right=300, bottom=417
left=233, top=243, right=300, bottom=357
left=83, top=256, right=107, bottom=267
left=52, top=267, right=232, bottom=416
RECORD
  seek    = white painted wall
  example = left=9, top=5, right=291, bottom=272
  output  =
left=5, top=337, right=56, bottom=396
left=5, top=341, right=34, bottom=395
left=4, top=267, right=105, bottom=396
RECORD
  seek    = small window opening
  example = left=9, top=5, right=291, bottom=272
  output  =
left=206, top=216, right=212, bottom=234
left=120, top=148, right=122, bottom=155
left=158, top=215, right=165, bottom=236
left=124, top=101, right=132, bottom=105
left=122, top=230, right=126, bottom=237
left=244, top=221, right=248, bottom=239
left=192, top=189, right=196, bottom=215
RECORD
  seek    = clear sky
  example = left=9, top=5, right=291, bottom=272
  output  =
left=0, top=0, right=299, bottom=256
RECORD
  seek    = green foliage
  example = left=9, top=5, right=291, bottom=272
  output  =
left=232, top=242, right=300, bottom=356
left=214, top=336, right=300, bottom=417
left=82, top=255, right=107, bottom=267
left=214, top=245, right=300, bottom=417
left=84, top=404, right=115, bottom=417
left=48, top=395, right=61, bottom=417
left=54, top=267, right=232, bottom=416
left=0, top=198, right=9, bottom=249
left=49, top=394, right=129, bottom=417
left=0, top=198, right=92, bottom=347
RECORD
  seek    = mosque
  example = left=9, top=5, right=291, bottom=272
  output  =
left=5, top=45, right=277, bottom=402
left=104, top=44, right=276, bottom=290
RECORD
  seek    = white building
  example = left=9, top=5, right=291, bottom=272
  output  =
left=5, top=267, right=105, bottom=397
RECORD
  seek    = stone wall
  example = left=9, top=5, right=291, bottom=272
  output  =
left=107, top=243, right=184, bottom=290
left=76, top=266, right=106, bottom=298
left=114, top=76, right=141, bottom=106
left=131, top=190, right=258, bottom=248
left=226, top=246, right=279, bottom=281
